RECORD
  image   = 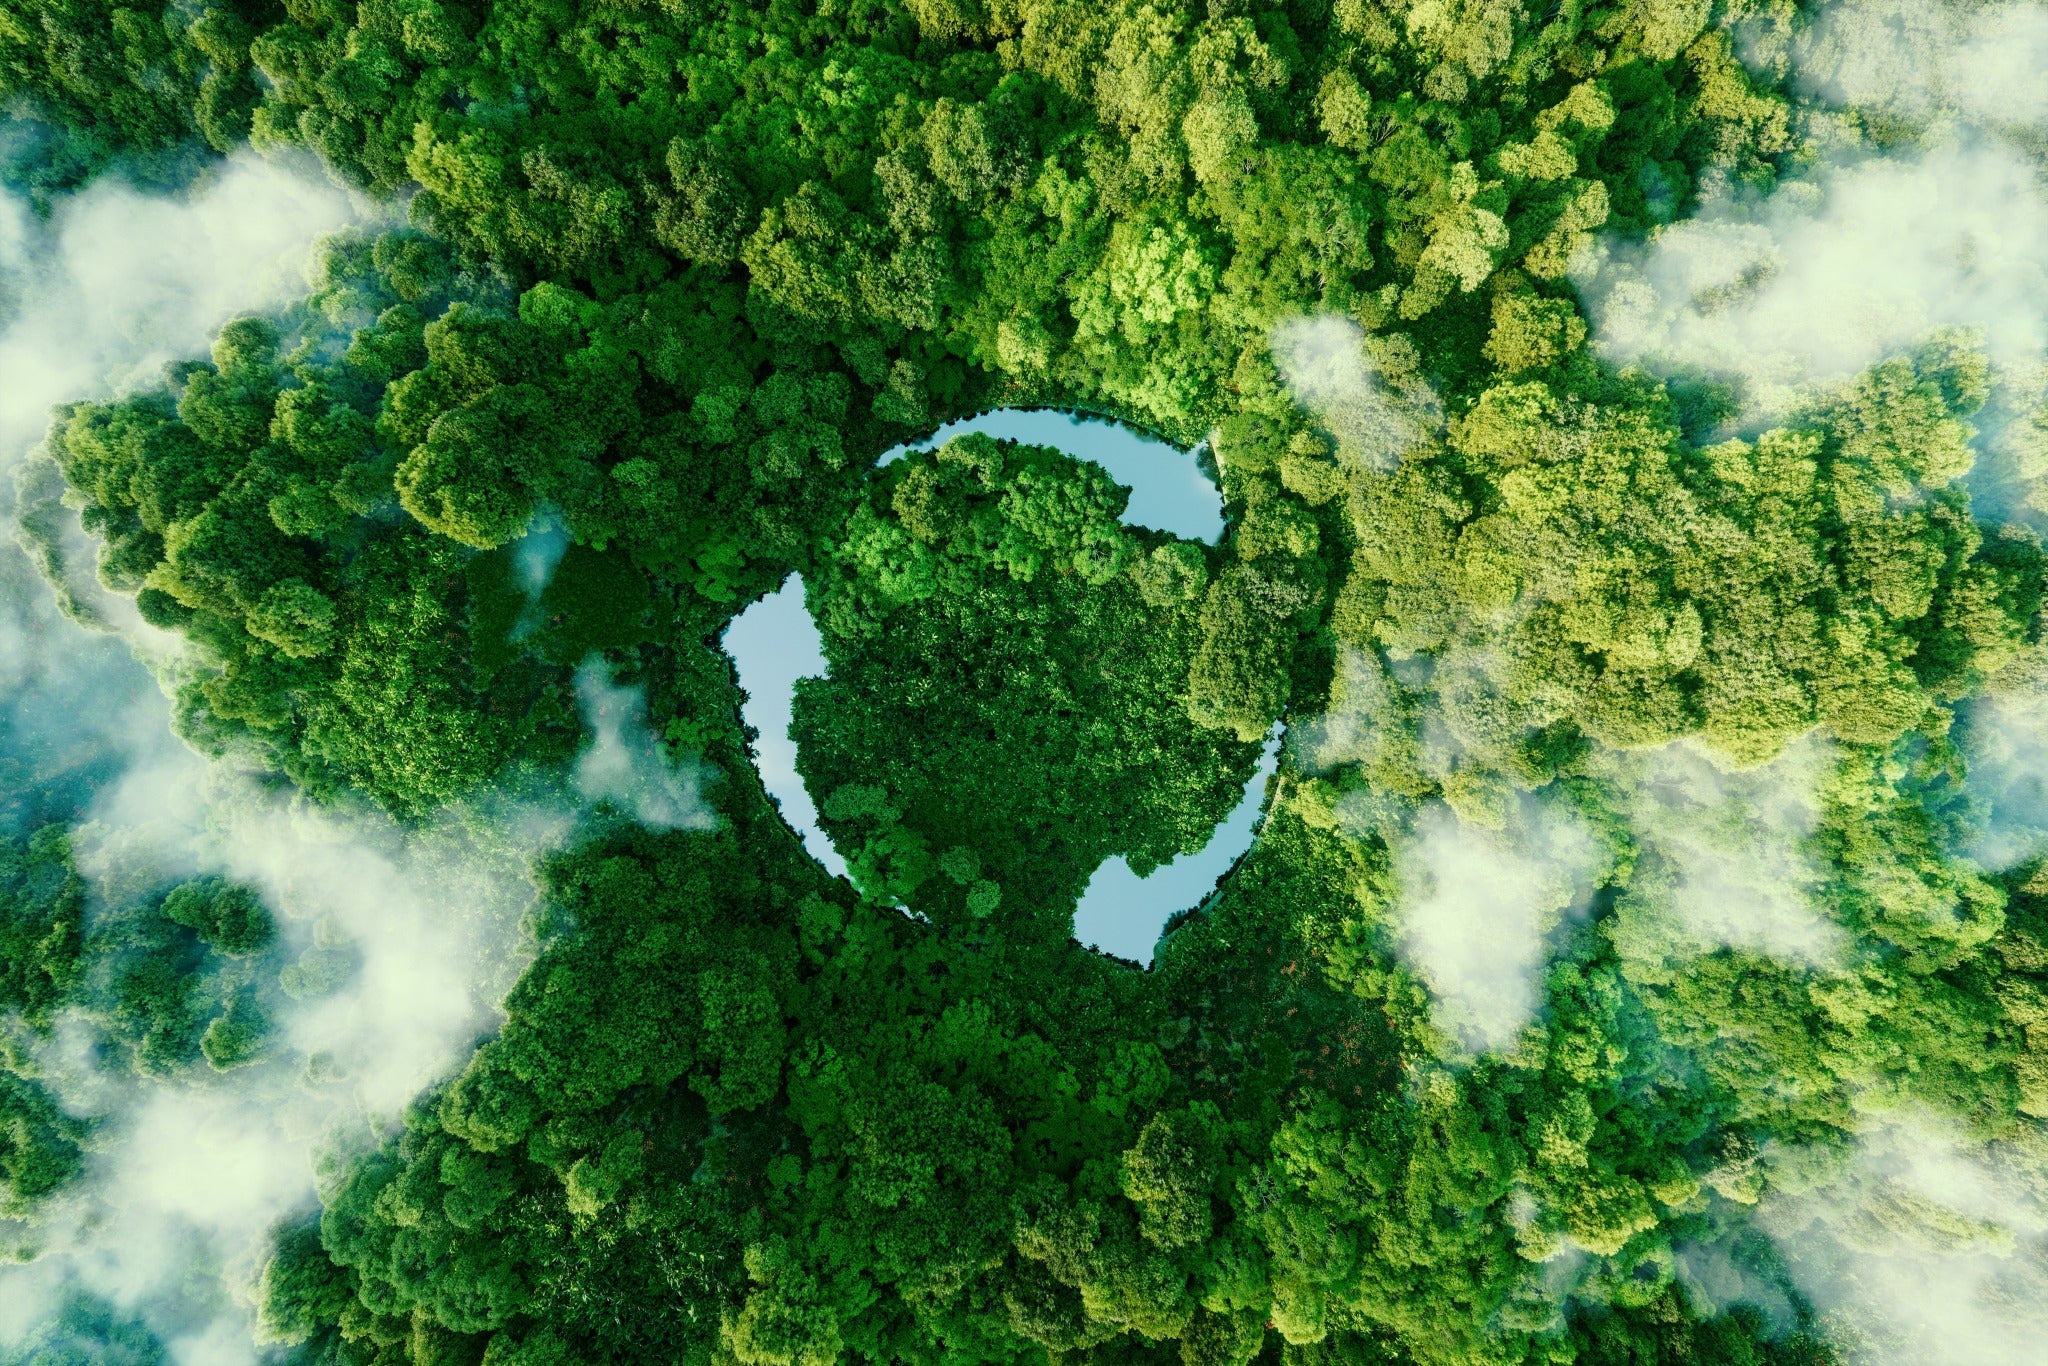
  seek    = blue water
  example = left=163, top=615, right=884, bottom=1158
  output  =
left=1071, top=728, right=1281, bottom=965
left=879, top=408, right=1224, bottom=544
left=725, top=408, right=1263, bottom=962
left=722, top=576, right=847, bottom=879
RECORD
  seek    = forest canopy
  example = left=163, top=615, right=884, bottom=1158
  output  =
left=6, top=1, right=2048, bottom=1364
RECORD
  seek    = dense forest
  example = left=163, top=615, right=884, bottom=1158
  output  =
left=5, top=0, right=2048, bottom=1362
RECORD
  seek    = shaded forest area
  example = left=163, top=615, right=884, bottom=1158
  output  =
left=5, top=1, right=2048, bottom=1363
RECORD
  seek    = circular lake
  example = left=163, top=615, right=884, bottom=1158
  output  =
left=724, top=409, right=1276, bottom=965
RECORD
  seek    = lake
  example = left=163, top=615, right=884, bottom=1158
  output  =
left=878, top=407, right=1224, bottom=543
left=723, top=408, right=1270, bottom=965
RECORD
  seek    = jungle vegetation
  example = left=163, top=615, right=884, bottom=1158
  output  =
left=4, top=0, right=2048, bottom=1363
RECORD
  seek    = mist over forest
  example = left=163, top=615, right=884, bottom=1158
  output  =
left=5, top=1, right=2048, bottom=1363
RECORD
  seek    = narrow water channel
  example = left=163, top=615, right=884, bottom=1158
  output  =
left=1070, top=727, right=1282, bottom=964
left=880, top=408, right=1224, bottom=543
left=724, top=409, right=1271, bottom=964
left=721, top=576, right=847, bottom=880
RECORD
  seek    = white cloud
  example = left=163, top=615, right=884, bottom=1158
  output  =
left=0, top=153, right=530, bottom=1363
left=1612, top=13, right=2048, bottom=1320
left=1949, top=7, right=2048, bottom=130
left=1, top=748, right=573, bottom=1365
left=0, top=152, right=362, bottom=827
left=1956, top=690, right=2048, bottom=871
left=0, top=151, right=365, bottom=473
left=512, top=516, right=570, bottom=601
left=1791, top=0, right=2048, bottom=130
left=1386, top=798, right=1600, bottom=1054
left=497, top=515, right=572, bottom=648
left=1270, top=314, right=1442, bottom=472
left=1576, top=1, right=2048, bottom=455
left=1289, top=646, right=1403, bottom=775
left=1759, top=1112, right=2048, bottom=1366
left=574, top=659, right=719, bottom=832
left=1605, top=736, right=1843, bottom=966
left=1573, top=143, right=2048, bottom=420
left=79, top=748, right=570, bottom=1112
left=1673, top=1239, right=1797, bottom=1330
left=0, top=550, right=172, bottom=827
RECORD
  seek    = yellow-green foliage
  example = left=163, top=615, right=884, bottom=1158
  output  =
left=6, top=1, right=2041, bottom=1364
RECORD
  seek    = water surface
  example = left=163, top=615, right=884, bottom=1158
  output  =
left=726, top=409, right=1264, bottom=962
left=880, top=408, right=1223, bottom=543
left=723, top=576, right=846, bottom=879
left=1070, top=728, right=1281, bottom=965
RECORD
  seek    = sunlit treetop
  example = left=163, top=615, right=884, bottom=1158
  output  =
left=4, top=1, right=2048, bottom=1365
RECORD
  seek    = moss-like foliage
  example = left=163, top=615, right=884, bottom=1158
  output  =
left=4, top=0, right=2048, bottom=1363
left=795, top=434, right=1261, bottom=929
left=0, top=827, right=291, bottom=1223
left=0, top=1290, right=167, bottom=1365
